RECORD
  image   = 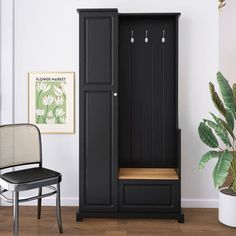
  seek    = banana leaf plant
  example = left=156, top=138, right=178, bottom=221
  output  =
left=198, top=72, right=236, bottom=192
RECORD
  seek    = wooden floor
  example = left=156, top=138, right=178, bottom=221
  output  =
left=0, top=206, right=236, bottom=235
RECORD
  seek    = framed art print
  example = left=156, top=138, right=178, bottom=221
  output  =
left=29, top=72, right=74, bottom=134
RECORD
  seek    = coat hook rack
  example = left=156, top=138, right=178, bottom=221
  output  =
left=145, top=30, right=148, bottom=43
left=130, top=30, right=134, bottom=43
left=162, top=30, right=165, bottom=43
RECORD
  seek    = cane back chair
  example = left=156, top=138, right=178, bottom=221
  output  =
left=0, top=124, right=63, bottom=236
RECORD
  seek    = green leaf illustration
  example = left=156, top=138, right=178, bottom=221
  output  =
left=35, top=81, right=67, bottom=125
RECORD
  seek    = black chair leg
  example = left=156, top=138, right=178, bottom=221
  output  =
left=37, top=187, right=42, bottom=219
left=13, top=191, right=19, bottom=236
left=56, top=183, right=63, bottom=233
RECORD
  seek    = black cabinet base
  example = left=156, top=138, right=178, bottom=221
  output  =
left=76, top=209, right=184, bottom=223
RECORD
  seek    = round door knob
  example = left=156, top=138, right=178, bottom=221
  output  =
left=114, top=92, right=118, bottom=97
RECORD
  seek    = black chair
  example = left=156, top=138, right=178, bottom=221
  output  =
left=0, top=124, right=63, bottom=236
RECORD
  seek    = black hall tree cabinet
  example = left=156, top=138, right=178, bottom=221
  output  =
left=77, top=8, right=184, bottom=223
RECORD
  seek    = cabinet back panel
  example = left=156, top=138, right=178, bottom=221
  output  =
left=119, top=17, right=177, bottom=168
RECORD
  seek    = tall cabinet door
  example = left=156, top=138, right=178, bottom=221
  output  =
left=79, top=9, right=118, bottom=213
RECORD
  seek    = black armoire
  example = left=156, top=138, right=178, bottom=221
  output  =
left=77, top=8, right=184, bottom=222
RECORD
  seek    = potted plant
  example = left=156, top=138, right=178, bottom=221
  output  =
left=198, top=71, right=236, bottom=227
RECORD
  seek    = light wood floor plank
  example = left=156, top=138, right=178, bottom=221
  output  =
left=0, top=207, right=235, bottom=235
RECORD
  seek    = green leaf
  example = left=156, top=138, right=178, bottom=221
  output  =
left=213, top=150, right=233, bottom=188
left=209, top=79, right=235, bottom=131
left=219, top=118, right=235, bottom=139
left=217, top=72, right=236, bottom=118
left=225, top=109, right=234, bottom=130
left=204, top=119, right=232, bottom=147
left=211, top=112, right=235, bottom=138
left=199, top=151, right=220, bottom=171
left=198, top=122, right=219, bottom=148
left=209, top=82, right=226, bottom=116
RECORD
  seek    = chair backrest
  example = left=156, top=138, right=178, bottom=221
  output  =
left=0, top=124, right=42, bottom=170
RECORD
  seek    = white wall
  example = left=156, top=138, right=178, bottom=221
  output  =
left=219, top=0, right=236, bottom=84
left=0, top=0, right=219, bottom=207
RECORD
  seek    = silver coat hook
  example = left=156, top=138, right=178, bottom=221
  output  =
left=130, top=30, right=134, bottom=43
left=145, top=30, right=148, bottom=43
left=162, top=30, right=165, bottom=43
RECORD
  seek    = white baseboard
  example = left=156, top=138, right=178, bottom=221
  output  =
left=1, top=198, right=218, bottom=208
left=181, top=198, right=218, bottom=208
left=41, top=197, right=79, bottom=206
left=0, top=197, right=79, bottom=206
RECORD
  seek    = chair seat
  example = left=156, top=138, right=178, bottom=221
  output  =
left=1, top=167, right=60, bottom=184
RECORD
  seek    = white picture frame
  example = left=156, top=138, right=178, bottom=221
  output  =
left=28, top=72, right=75, bottom=134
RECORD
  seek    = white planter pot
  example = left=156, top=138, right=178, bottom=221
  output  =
left=219, top=188, right=236, bottom=227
